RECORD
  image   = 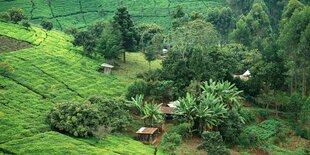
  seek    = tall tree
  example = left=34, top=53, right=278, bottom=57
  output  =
left=97, top=22, right=123, bottom=62
left=279, top=5, right=310, bottom=95
left=113, top=6, right=138, bottom=62
left=226, top=0, right=254, bottom=16
left=231, top=0, right=272, bottom=52
left=206, top=7, right=234, bottom=43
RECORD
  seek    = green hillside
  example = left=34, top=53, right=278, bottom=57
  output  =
left=0, top=21, right=161, bottom=154
left=0, top=0, right=225, bottom=30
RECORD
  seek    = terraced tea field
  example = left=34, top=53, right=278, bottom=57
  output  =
left=0, top=21, right=161, bottom=154
left=0, top=0, right=225, bottom=30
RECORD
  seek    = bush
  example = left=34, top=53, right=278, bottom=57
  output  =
left=21, top=20, right=30, bottom=29
left=8, top=8, right=24, bottom=23
left=88, top=96, right=131, bottom=131
left=41, top=20, right=53, bottom=30
left=161, top=132, right=182, bottom=155
left=126, top=80, right=149, bottom=99
left=198, top=131, right=230, bottom=155
left=237, top=132, right=259, bottom=147
left=219, top=111, right=243, bottom=145
left=174, top=123, right=192, bottom=138
left=47, top=102, right=100, bottom=137
left=0, top=12, right=10, bottom=22
left=167, top=123, right=192, bottom=138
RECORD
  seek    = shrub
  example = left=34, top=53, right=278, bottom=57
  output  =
left=240, top=108, right=256, bottom=124
left=237, top=131, right=259, bottom=147
left=21, top=20, right=30, bottom=29
left=198, top=131, right=230, bottom=155
left=219, top=111, right=243, bottom=145
left=174, top=123, right=192, bottom=138
left=161, top=132, right=182, bottom=155
left=41, top=20, right=53, bottom=30
left=47, top=102, right=100, bottom=137
left=0, top=61, right=14, bottom=76
left=126, top=80, right=149, bottom=99
left=88, top=96, right=131, bottom=131
left=0, top=12, right=10, bottom=22
left=8, top=8, right=24, bottom=23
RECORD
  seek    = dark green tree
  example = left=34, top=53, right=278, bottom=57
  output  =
left=231, top=0, right=272, bottom=52
left=97, top=23, right=123, bottom=62
left=8, top=8, right=24, bottom=23
left=73, top=31, right=96, bottom=55
left=41, top=20, right=53, bottom=31
left=48, top=102, right=100, bottom=137
left=278, top=5, right=309, bottom=95
left=227, top=0, right=254, bottom=16
left=173, top=5, right=185, bottom=18
left=206, top=7, right=234, bottom=43
left=198, top=131, right=230, bottom=155
left=113, top=6, right=138, bottom=62
left=21, top=20, right=30, bottom=29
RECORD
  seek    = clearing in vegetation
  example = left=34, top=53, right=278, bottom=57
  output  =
left=0, top=35, right=32, bottom=53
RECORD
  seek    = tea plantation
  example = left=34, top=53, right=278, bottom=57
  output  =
left=0, top=21, right=161, bottom=154
left=0, top=0, right=225, bottom=30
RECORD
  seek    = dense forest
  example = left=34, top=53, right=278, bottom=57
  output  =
left=0, top=0, right=309, bottom=154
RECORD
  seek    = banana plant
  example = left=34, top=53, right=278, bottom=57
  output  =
left=201, top=79, right=243, bottom=110
left=142, top=102, right=163, bottom=127
left=127, top=94, right=145, bottom=115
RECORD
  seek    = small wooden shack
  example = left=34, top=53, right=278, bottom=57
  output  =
left=136, top=127, right=158, bottom=144
left=101, top=63, right=114, bottom=74
left=160, top=106, right=177, bottom=119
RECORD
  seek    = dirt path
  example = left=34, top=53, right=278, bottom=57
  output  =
left=153, top=123, right=168, bottom=146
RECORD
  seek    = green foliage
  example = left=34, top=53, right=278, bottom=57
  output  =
left=137, top=23, right=163, bottom=47
left=0, top=61, right=14, bottom=76
left=237, top=131, right=259, bottom=147
left=245, top=119, right=283, bottom=140
left=73, top=30, right=96, bottom=55
left=40, top=20, right=53, bottom=30
left=173, top=123, right=192, bottom=138
left=239, top=108, right=256, bottom=124
left=142, top=102, right=164, bottom=127
left=21, top=20, right=30, bottom=29
left=0, top=12, right=10, bottom=22
left=201, top=79, right=243, bottom=110
left=97, top=22, right=123, bottom=60
left=8, top=8, right=24, bottom=23
left=301, top=97, right=310, bottom=124
left=48, top=102, right=100, bottom=137
left=173, top=5, right=185, bottom=18
left=278, top=4, right=310, bottom=95
left=219, top=111, right=244, bottom=145
left=198, top=131, right=230, bottom=155
left=88, top=96, right=131, bottom=131
left=161, top=132, right=182, bottom=155
left=227, top=0, right=254, bottom=16
left=113, top=6, right=138, bottom=52
left=126, top=80, right=148, bottom=100
left=0, top=112, right=4, bottom=119
left=206, top=7, right=234, bottom=43
left=230, top=0, right=272, bottom=52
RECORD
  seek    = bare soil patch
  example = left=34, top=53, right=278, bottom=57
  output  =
left=0, top=35, right=32, bottom=53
